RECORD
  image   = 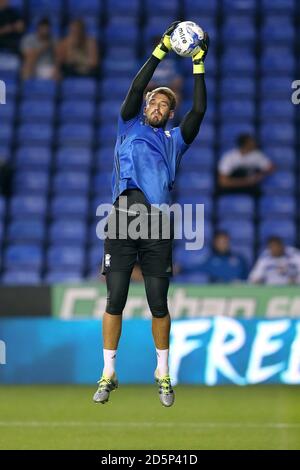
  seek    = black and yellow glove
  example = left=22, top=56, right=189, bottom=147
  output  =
left=192, top=32, right=209, bottom=74
left=152, top=21, right=181, bottom=60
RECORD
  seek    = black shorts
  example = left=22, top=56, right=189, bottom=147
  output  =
left=101, top=189, right=173, bottom=277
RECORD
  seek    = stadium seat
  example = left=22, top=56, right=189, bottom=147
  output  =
left=58, top=124, right=94, bottom=145
left=222, top=16, right=256, bottom=43
left=22, top=79, right=57, bottom=98
left=184, top=0, right=218, bottom=14
left=177, top=172, right=214, bottom=194
left=259, top=196, right=296, bottom=217
left=49, top=220, right=87, bottom=244
left=97, top=124, right=117, bottom=145
left=260, top=100, right=295, bottom=120
left=259, top=219, right=296, bottom=244
left=263, top=146, right=295, bottom=169
left=53, top=171, right=90, bottom=194
left=176, top=194, right=213, bottom=218
left=15, top=147, right=51, bottom=169
left=98, top=101, right=121, bottom=123
left=106, top=0, right=139, bottom=16
left=220, top=122, right=255, bottom=147
left=4, top=244, right=43, bottom=269
left=100, top=77, right=132, bottom=98
left=0, top=124, right=13, bottom=145
left=261, top=47, right=295, bottom=74
left=217, top=195, right=254, bottom=218
left=67, top=0, right=102, bottom=16
left=29, top=0, right=62, bottom=16
left=218, top=219, right=254, bottom=243
left=221, top=48, right=255, bottom=74
left=96, top=147, right=114, bottom=171
left=260, top=0, right=295, bottom=13
left=180, top=147, right=215, bottom=170
left=220, top=100, right=255, bottom=120
left=88, top=242, right=104, bottom=270
left=56, top=147, right=92, bottom=169
left=260, top=123, right=295, bottom=145
left=17, top=123, right=54, bottom=145
left=220, top=77, right=255, bottom=97
left=10, top=196, right=47, bottom=218
left=13, top=171, right=49, bottom=194
left=0, top=197, right=6, bottom=217
left=104, top=21, right=138, bottom=45
left=173, top=246, right=211, bottom=271
left=51, top=196, right=89, bottom=218
left=222, top=0, right=257, bottom=12
left=58, top=101, right=95, bottom=122
left=1, top=270, right=41, bottom=285
left=44, top=270, right=83, bottom=283
left=262, top=172, right=295, bottom=194
left=173, top=273, right=209, bottom=284
left=19, top=100, right=55, bottom=122
left=0, top=220, right=3, bottom=241
left=261, top=15, right=295, bottom=43
left=0, top=101, right=16, bottom=120
left=47, top=245, right=85, bottom=269
left=260, top=77, right=293, bottom=98
left=7, top=219, right=45, bottom=242
left=60, top=78, right=97, bottom=99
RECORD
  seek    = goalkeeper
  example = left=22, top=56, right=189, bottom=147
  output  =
left=93, top=22, right=209, bottom=407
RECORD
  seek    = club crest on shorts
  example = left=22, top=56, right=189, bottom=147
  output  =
left=105, top=254, right=111, bottom=267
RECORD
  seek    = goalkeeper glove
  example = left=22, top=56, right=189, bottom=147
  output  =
left=192, top=32, right=209, bottom=74
left=152, top=21, right=181, bottom=60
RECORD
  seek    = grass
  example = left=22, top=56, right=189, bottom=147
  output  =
left=0, top=385, right=299, bottom=450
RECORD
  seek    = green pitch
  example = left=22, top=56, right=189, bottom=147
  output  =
left=0, top=385, right=299, bottom=450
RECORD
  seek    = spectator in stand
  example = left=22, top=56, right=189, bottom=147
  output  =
left=249, top=236, right=300, bottom=285
left=218, top=134, right=274, bottom=196
left=56, top=19, right=99, bottom=78
left=0, top=0, right=24, bottom=54
left=21, top=18, right=58, bottom=80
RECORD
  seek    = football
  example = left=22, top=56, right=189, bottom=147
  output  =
left=170, top=21, right=204, bottom=58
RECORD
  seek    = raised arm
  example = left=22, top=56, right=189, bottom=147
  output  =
left=180, top=33, right=209, bottom=145
left=120, top=21, right=180, bottom=122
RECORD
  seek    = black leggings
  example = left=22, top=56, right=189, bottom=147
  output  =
left=105, top=271, right=170, bottom=318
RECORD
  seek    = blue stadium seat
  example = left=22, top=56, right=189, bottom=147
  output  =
left=44, top=270, right=83, bottom=283
left=19, top=100, right=55, bottom=122
left=173, top=273, right=209, bottom=284
left=260, top=77, right=293, bottom=98
left=61, top=78, right=97, bottom=99
left=29, top=0, right=62, bottom=16
left=218, top=219, right=254, bottom=243
left=88, top=242, right=104, bottom=270
left=101, top=77, right=131, bottom=98
left=106, top=0, right=139, bottom=16
left=14, top=171, right=49, bottom=194
left=177, top=172, right=214, bottom=194
left=261, top=47, right=295, bottom=74
left=59, top=101, right=95, bottom=122
left=58, top=124, right=94, bottom=145
left=220, top=100, right=255, bottom=120
left=7, top=219, right=45, bottom=242
left=261, top=15, right=295, bottom=43
left=0, top=101, right=16, bottom=120
left=233, top=244, right=254, bottom=269
left=260, top=123, right=295, bottom=145
left=47, top=245, right=85, bottom=269
left=0, top=124, right=13, bottom=145
left=220, top=122, right=254, bottom=147
left=259, top=196, right=296, bottom=217
left=98, top=101, right=120, bottom=123
left=67, top=0, right=102, bottom=16
left=222, top=0, right=256, bottom=12
left=222, top=17, right=256, bottom=43
left=9, top=0, right=25, bottom=11
left=17, top=123, right=53, bottom=145
left=4, top=244, right=43, bottom=269
left=0, top=220, right=3, bottom=241
left=221, top=77, right=255, bottom=97
left=96, top=147, right=114, bottom=171
left=184, top=0, right=218, bottom=14
left=173, top=245, right=210, bottom=271
left=259, top=219, right=296, bottom=244
left=5, top=78, right=18, bottom=98
left=145, top=0, right=178, bottom=15
left=180, top=147, right=215, bottom=170
left=262, top=172, right=295, bottom=194
left=260, top=100, right=295, bottom=120
left=93, top=172, right=112, bottom=192
left=53, top=171, right=89, bottom=194
left=102, top=58, right=138, bottom=77
left=49, top=220, right=87, bottom=244
left=221, top=48, right=255, bottom=74
left=1, top=270, right=41, bottom=285
left=104, top=21, right=138, bottom=45
left=193, top=123, right=215, bottom=145
left=97, top=124, right=117, bottom=145
left=51, top=196, right=89, bottom=218
left=176, top=194, right=213, bottom=217
left=15, top=147, right=51, bottom=169
left=217, top=195, right=254, bottom=218
left=261, top=0, right=295, bottom=12
left=22, top=79, right=57, bottom=98
left=263, top=146, right=295, bottom=169
left=10, top=195, right=47, bottom=217
left=56, top=147, right=92, bottom=169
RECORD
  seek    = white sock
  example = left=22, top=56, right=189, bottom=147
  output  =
left=103, top=349, right=117, bottom=378
left=156, top=348, right=169, bottom=377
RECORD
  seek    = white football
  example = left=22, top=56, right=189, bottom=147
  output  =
left=170, top=21, right=204, bottom=58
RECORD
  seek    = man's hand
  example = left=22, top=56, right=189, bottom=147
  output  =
left=192, top=32, right=209, bottom=74
left=152, top=20, right=181, bottom=60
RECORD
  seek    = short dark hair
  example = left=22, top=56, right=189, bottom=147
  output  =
left=236, top=133, right=253, bottom=148
left=145, top=87, right=177, bottom=111
left=38, top=18, right=50, bottom=28
left=267, top=236, right=283, bottom=245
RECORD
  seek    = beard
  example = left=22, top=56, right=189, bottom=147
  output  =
left=146, top=111, right=170, bottom=129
